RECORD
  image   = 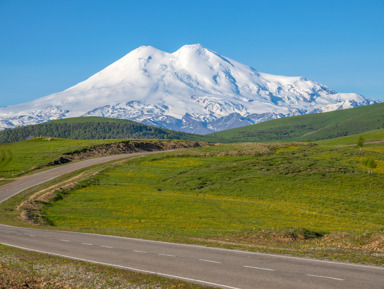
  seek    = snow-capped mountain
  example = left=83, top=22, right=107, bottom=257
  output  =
left=0, top=44, right=376, bottom=134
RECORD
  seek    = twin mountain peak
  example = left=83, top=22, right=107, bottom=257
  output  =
left=0, top=44, right=375, bottom=134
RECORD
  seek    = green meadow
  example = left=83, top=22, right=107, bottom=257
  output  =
left=0, top=137, right=125, bottom=178
left=44, top=143, right=384, bottom=234
left=0, top=137, right=197, bottom=178
left=36, top=142, right=384, bottom=263
left=317, top=129, right=384, bottom=146
left=1, top=137, right=383, bottom=264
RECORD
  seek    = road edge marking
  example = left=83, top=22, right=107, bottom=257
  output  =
left=243, top=265, right=275, bottom=271
left=0, top=242, right=241, bottom=289
left=306, top=274, right=344, bottom=281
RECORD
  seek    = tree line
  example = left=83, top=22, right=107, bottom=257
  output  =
left=0, top=121, right=198, bottom=143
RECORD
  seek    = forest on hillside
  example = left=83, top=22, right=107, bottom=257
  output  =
left=0, top=121, right=198, bottom=143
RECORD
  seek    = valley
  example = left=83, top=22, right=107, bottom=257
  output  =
left=1, top=107, right=384, bottom=288
left=1, top=2, right=382, bottom=288
left=0, top=137, right=383, bottom=288
left=5, top=141, right=384, bottom=263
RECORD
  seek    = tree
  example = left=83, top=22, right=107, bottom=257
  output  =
left=362, top=157, right=377, bottom=174
left=0, top=149, right=13, bottom=168
left=356, top=135, right=365, bottom=152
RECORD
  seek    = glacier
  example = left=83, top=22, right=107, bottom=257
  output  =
left=0, top=44, right=376, bottom=134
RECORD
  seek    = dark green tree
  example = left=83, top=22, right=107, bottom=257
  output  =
left=0, top=149, right=13, bottom=168
left=362, top=157, right=377, bottom=174
left=356, top=135, right=365, bottom=152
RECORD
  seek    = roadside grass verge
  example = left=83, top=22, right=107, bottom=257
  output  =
left=0, top=179, right=13, bottom=186
left=0, top=244, right=213, bottom=289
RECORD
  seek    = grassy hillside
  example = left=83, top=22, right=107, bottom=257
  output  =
left=0, top=137, right=207, bottom=178
left=0, top=117, right=220, bottom=143
left=43, top=143, right=384, bottom=234
left=210, top=102, right=384, bottom=142
left=4, top=142, right=383, bottom=264
left=0, top=138, right=120, bottom=178
left=317, top=128, right=384, bottom=146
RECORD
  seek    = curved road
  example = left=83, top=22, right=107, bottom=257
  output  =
left=0, top=152, right=383, bottom=289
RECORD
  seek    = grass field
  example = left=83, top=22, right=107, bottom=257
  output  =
left=0, top=137, right=125, bottom=178
left=0, top=137, right=204, bottom=178
left=1, top=139, right=383, bottom=265
left=20, top=142, right=382, bottom=264
left=44, top=145, right=384, bottom=232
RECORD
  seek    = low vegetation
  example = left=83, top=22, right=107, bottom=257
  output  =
left=1, top=141, right=383, bottom=265
left=0, top=138, right=122, bottom=178
left=0, top=244, right=212, bottom=289
left=45, top=143, right=384, bottom=233
left=317, top=128, right=384, bottom=146
left=0, top=137, right=207, bottom=178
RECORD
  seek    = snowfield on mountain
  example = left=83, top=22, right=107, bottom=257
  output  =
left=0, top=44, right=375, bottom=134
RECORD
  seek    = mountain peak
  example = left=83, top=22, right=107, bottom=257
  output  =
left=130, top=44, right=207, bottom=56
left=173, top=43, right=210, bottom=56
left=129, top=45, right=165, bottom=56
left=0, top=44, right=375, bottom=134
left=176, top=43, right=205, bottom=51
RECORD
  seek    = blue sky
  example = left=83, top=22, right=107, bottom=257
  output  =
left=0, top=0, right=383, bottom=106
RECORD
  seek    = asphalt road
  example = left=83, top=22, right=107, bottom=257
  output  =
left=0, top=152, right=383, bottom=289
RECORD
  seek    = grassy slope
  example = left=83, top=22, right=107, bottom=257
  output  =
left=44, top=144, right=384, bottom=234
left=0, top=137, right=204, bottom=178
left=0, top=138, right=125, bottom=178
left=0, top=116, right=221, bottom=143
left=9, top=142, right=380, bottom=264
left=317, top=128, right=384, bottom=146
left=210, top=102, right=384, bottom=142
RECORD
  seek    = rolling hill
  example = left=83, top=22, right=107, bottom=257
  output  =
left=3, top=102, right=383, bottom=144
left=210, top=102, right=384, bottom=142
left=0, top=117, right=220, bottom=143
